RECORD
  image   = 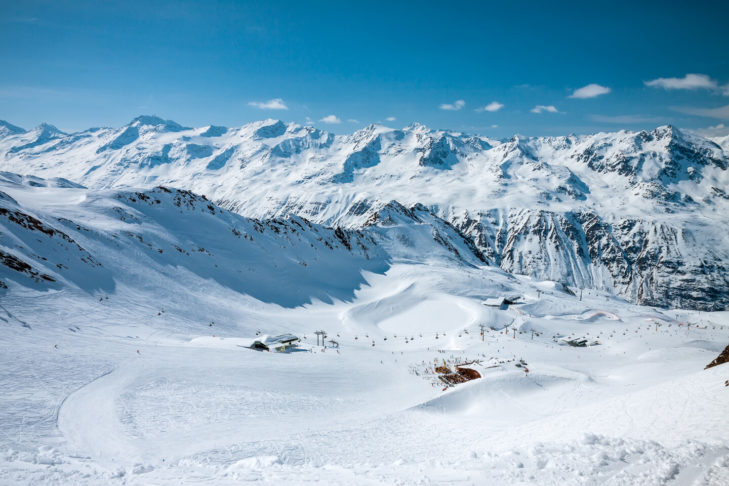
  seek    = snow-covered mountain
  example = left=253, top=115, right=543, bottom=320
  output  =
left=0, top=174, right=489, bottom=306
left=1, top=116, right=728, bottom=310
left=2, top=133, right=729, bottom=486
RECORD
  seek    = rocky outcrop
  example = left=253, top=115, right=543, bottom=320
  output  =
left=705, top=344, right=729, bottom=370
left=451, top=209, right=729, bottom=310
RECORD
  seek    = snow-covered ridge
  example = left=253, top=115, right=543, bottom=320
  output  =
left=0, top=176, right=492, bottom=306
left=1, top=117, right=728, bottom=309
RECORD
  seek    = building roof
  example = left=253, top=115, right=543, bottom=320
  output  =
left=482, top=297, right=506, bottom=306
left=482, top=295, right=522, bottom=306
left=264, top=334, right=300, bottom=345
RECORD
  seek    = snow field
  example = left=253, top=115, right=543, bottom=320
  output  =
left=1, top=176, right=728, bottom=484
left=2, top=260, right=729, bottom=484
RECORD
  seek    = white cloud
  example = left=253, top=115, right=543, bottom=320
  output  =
left=569, top=84, right=611, bottom=99
left=347, top=118, right=360, bottom=123
left=491, top=124, right=499, bottom=128
left=672, top=104, right=729, bottom=120
left=385, top=116, right=396, bottom=122
left=691, top=123, right=729, bottom=138
left=248, top=98, right=288, bottom=110
left=320, top=114, right=341, bottom=124
left=644, top=73, right=718, bottom=92
left=477, top=101, right=504, bottom=112
left=531, top=105, right=559, bottom=114
left=439, top=99, right=465, bottom=111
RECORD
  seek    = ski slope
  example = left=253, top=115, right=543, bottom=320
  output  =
left=1, top=176, right=728, bottom=484
left=2, top=265, right=729, bottom=484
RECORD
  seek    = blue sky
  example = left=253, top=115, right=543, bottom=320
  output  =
left=1, top=0, right=728, bottom=136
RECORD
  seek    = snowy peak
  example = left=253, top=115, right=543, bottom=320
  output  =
left=494, top=136, right=538, bottom=164
left=651, top=124, right=678, bottom=141
left=6, top=123, right=66, bottom=154
left=418, top=134, right=461, bottom=169
left=95, top=116, right=190, bottom=153
left=28, top=122, right=65, bottom=136
left=364, top=200, right=421, bottom=227
left=269, top=127, right=334, bottom=158
left=570, top=125, right=727, bottom=185
left=200, top=125, right=228, bottom=137
left=412, top=128, right=492, bottom=169
left=129, top=115, right=188, bottom=132
left=254, top=119, right=288, bottom=138
left=0, top=120, right=26, bottom=137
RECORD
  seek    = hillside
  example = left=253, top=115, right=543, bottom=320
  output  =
left=1, top=174, right=728, bottom=485
left=1, top=118, right=728, bottom=309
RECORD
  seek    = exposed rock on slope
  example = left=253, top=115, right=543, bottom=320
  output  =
left=705, top=344, right=729, bottom=370
left=0, top=177, right=489, bottom=306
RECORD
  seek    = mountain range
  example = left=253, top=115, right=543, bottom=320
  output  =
left=1, top=116, right=728, bottom=310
